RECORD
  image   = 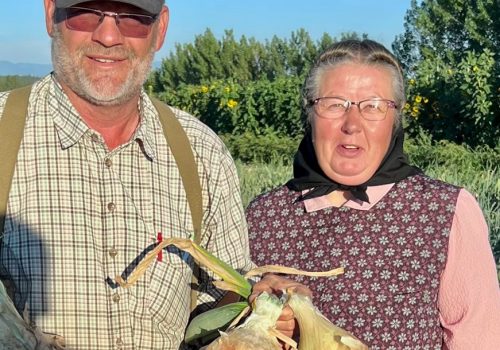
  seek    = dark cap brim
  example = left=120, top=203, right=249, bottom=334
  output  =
left=55, top=0, right=164, bottom=15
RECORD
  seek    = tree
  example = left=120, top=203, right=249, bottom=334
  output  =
left=393, top=0, right=500, bottom=147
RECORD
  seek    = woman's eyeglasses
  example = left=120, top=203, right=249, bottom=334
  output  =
left=64, top=7, right=158, bottom=38
left=310, top=96, right=398, bottom=121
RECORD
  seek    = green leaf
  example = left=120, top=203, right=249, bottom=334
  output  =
left=184, top=301, right=249, bottom=344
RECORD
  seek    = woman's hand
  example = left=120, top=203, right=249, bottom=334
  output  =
left=249, top=274, right=312, bottom=343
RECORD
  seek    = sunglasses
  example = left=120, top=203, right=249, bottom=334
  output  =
left=63, top=7, right=158, bottom=38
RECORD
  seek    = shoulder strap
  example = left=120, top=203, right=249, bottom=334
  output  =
left=0, top=85, right=32, bottom=235
left=150, top=97, right=203, bottom=313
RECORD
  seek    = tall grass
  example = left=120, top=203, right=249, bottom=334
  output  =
left=235, top=136, right=500, bottom=277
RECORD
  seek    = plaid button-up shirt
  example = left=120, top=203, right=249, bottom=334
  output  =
left=0, top=75, right=253, bottom=349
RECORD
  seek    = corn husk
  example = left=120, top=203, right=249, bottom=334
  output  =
left=0, top=281, right=65, bottom=349
left=205, top=292, right=284, bottom=350
left=287, top=291, right=368, bottom=350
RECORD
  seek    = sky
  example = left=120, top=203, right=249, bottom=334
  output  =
left=0, top=0, right=412, bottom=64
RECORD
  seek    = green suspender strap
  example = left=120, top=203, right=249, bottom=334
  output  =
left=0, top=85, right=32, bottom=236
left=150, top=98, right=203, bottom=313
left=0, top=88, right=203, bottom=313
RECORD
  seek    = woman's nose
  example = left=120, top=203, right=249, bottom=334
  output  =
left=340, top=106, right=363, bottom=134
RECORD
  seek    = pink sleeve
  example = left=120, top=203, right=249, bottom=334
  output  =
left=439, top=189, right=500, bottom=349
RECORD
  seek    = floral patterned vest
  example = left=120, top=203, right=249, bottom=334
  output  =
left=246, top=175, right=460, bottom=350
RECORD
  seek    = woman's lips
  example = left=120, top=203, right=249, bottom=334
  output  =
left=336, top=144, right=362, bottom=158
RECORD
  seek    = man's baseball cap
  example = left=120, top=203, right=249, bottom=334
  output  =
left=55, top=0, right=165, bottom=15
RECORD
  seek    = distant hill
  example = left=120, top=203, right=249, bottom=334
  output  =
left=0, top=60, right=52, bottom=77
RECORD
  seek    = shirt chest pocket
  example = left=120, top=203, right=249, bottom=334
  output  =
left=146, top=246, right=193, bottom=324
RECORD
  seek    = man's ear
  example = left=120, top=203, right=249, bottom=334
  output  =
left=154, top=5, right=170, bottom=51
left=44, top=0, right=57, bottom=37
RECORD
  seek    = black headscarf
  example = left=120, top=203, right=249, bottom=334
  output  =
left=286, top=125, right=422, bottom=203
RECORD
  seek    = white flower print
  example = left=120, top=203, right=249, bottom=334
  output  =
left=331, top=248, right=342, bottom=257
left=371, top=223, right=382, bottom=233
left=390, top=319, right=401, bottom=329
left=348, top=305, right=359, bottom=315
left=393, top=201, right=404, bottom=210
left=367, top=247, right=377, bottom=256
left=424, top=226, right=435, bottom=235
left=428, top=202, right=439, bottom=211
left=414, top=237, right=424, bottom=246
left=398, top=271, right=410, bottom=281
left=420, top=249, right=431, bottom=258
left=362, top=269, right=374, bottom=279
left=372, top=318, right=383, bottom=328
left=380, top=270, right=391, bottom=280
left=406, top=225, right=417, bottom=234
left=401, top=214, right=411, bottom=223
left=349, top=247, right=360, bottom=256
left=353, top=317, right=365, bottom=327
left=402, top=248, right=413, bottom=257
left=315, top=250, right=324, bottom=258
left=366, top=305, right=377, bottom=315
left=339, top=293, right=350, bottom=302
left=311, top=239, right=320, bottom=248
left=384, top=248, right=396, bottom=257
left=406, top=319, right=415, bottom=329
left=357, top=293, right=369, bottom=303
left=354, top=223, right=364, bottom=232
left=361, top=235, right=371, bottom=244
left=419, top=214, right=429, bottom=223
left=343, top=235, right=354, bottom=244
left=379, top=235, right=389, bottom=245
left=357, top=258, right=368, bottom=268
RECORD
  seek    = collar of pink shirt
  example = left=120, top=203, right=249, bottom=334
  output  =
left=303, top=183, right=395, bottom=213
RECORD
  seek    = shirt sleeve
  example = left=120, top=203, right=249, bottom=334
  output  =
left=439, top=188, right=500, bottom=349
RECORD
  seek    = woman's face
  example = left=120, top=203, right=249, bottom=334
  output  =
left=311, top=63, right=396, bottom=186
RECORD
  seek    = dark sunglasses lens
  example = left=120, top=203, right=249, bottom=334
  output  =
left=65, top=8, right=101, bottom=32
left=65, top=8, right=155, bottom=38
left=116, top=14, right=156, bottom=38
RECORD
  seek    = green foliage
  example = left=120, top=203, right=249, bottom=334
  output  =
left=0, top=75, right=38, bottom=92
left=236, top=137, right=500, bottom=272
left=221, top=131, right=300, bottom=164
left=148, top=29, right=369, bottom=91
left=155, top=76, right=304, bottom=137
left=393, top=0, right=500, bottom=147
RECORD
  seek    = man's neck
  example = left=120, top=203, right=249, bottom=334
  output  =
left=61, top=85, right=141, bottom=151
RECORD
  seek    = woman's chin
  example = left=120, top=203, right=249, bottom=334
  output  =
left=329, top=169, right=373, bottom=186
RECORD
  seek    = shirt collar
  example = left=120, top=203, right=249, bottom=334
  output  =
left=303, top=183, right=395, bottom=212
left=49, top=74, right=158, bottom=159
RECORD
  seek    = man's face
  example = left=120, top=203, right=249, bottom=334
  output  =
left=44, top=0, right=168, bottom=106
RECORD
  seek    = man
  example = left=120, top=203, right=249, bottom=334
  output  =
left=0, top=1, right=300, bottom=348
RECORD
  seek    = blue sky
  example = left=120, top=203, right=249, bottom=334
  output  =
left=0, top=0, right=412, bottom=64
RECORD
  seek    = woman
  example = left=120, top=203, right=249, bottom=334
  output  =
left=246, top=39, right=500, bottom=349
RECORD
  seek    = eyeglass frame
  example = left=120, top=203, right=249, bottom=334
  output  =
left=308, top=96, right=398, bottom=121
left=62, top=6, right=159, bottom=38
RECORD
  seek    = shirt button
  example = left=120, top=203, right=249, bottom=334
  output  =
left=112, top=293, right=121, bottom=303
left=109, top=248, right=118, bottom=258
left=115, top=338, right=123, bottom=349
left=91, top=134, right=100, bottom=143
left=107, top=202, right=116, bottom=212
left=104, top=158, right=112, bottom=168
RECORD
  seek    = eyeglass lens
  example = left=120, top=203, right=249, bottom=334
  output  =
left=315, top=97, right=395, bottom=120
left=65, top=7, right=156, bottom=38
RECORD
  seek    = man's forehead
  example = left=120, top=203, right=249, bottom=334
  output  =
left=54, top=0, right=164, bottom=15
